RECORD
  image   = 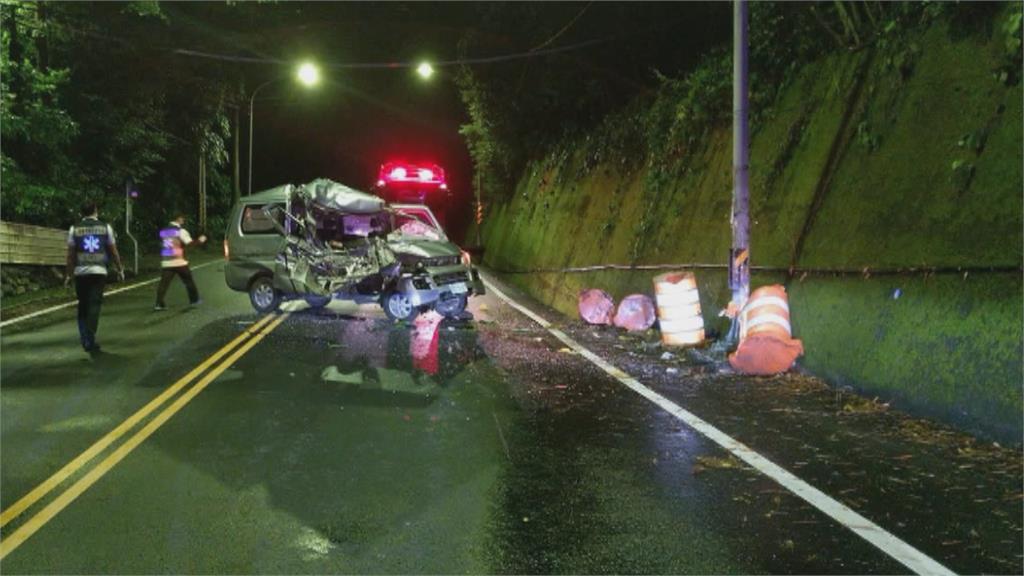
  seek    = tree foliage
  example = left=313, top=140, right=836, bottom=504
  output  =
left=454, top=2, right=731, bottom=199
left=454, top=1, right=1009, bottom=202
left=0, top=0, right=242, bottom=243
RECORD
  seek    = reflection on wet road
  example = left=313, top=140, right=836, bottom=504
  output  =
left=0, top=266, right=1019, bottom=574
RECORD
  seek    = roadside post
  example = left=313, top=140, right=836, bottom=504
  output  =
left=124, top=178, right=139, bottom=275
left=475, top=171, right=483, bottom=248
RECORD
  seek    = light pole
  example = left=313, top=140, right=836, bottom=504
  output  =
left=727, top=0, right=750, bottom=344
left=247, top=62, right=320, bottom=195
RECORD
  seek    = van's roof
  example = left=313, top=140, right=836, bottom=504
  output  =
left=242, top=181, right=383, bottom=213
left=242, top=184, right=293, bottom=203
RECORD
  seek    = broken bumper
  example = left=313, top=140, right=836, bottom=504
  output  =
left=399, top=266, right=486, bottom=307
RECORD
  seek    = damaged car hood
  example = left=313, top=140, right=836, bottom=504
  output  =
left=387, top=235, right=461, bottom=259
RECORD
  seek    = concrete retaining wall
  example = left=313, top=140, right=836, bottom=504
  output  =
left=480, top=11, right=1023, bottom=442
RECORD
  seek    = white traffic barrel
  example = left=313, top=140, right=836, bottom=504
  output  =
left=653, top=271, right=705, bottom=346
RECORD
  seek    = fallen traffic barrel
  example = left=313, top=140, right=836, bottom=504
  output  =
left=578, top=288, right=615, bottom=325
left=653, top=271, right=705, bottom=346
left=728, top=284, right=804, bottom=375
left=613, top=294, right=657, bottom=332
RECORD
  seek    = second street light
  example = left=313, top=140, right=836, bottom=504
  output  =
left=247, top=61, right=321, bottom=195
left=416, top=61, right=434, bottom=80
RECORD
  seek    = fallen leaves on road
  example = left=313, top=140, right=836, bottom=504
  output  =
left=692, top=454, right=747, bottom=475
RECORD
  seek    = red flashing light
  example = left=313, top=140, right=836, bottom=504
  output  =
left=379, top=161, right=446, bottom=188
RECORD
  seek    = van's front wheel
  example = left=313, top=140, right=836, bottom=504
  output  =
left=249, top=276, right=281, bottom=314
left=435, top=294, right=468, bottom=318
left=304, top=295, right=331, bottom=309
left=382, top=291, right=418, bottom=322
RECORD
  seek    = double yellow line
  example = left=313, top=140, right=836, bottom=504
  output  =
left=0, top=312, right=290, bottom=560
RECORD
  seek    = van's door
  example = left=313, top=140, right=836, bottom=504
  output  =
left=235, top=202, right=286, bottom=275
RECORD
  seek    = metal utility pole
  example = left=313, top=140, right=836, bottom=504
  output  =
left=198, top=154, right=207, bottom=232
left=728, top=0, right=751, bottom=340
left=248, top=89, right=257, bottom=196
left=232, top=105, right=241, bottom=206
left=247, top=78, right=281, bottom=196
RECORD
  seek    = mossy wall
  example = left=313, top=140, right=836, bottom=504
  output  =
left=480, top=11, right=1023, bottom=442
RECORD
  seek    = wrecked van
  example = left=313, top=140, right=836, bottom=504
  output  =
left=223, top=179, right=483, bottom=320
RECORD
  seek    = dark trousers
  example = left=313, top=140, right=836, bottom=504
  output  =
left=75, top=274, right=106, bottom=350
left=156, top=266, right=199, bottom=306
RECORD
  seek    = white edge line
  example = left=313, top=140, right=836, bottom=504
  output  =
left=482, top=277, right=956, bottom=576
left=0, top=260, right=220, bottom=328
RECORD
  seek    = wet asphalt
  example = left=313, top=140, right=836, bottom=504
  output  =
left=0, top=262, right=1020, bottom=574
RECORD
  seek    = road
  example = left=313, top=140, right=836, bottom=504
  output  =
left=1, top=262, right=1020, bottom=574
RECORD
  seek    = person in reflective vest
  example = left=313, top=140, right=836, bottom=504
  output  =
left=154, top=214, right=207, bottom=310
left=65, top=202, right=124, bottom=353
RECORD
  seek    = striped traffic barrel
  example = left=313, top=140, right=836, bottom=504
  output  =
left=729, top=284, right=804, bottom=375
left=739, top=285, right=793, bottom=341
left=653, top=271, right=705, bottom=346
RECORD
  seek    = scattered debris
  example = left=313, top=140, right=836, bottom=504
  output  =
left=841, top=396, right=890, bottom=414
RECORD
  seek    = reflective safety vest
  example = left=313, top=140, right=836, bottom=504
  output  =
left=160, top=226, right=185, bottom=265
left=73, top=218, right=110, bottom=271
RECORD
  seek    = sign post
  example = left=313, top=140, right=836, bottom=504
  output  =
left=124, top=178, right=139, bottom=275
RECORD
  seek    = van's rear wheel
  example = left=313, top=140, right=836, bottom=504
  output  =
left=249, top=276, right=281, bottom=314
left=383, top=291, right=417, bottom=322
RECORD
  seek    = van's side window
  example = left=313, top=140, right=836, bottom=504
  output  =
left=241, top=204, right=282, bottom=235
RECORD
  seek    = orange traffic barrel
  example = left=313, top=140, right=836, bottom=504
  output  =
left=729, top=284, right=803, bottom=375
left=653, top=271, right=705, bottom=346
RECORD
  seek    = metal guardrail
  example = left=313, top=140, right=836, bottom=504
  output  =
left=0, top=221, right=66, bottom=266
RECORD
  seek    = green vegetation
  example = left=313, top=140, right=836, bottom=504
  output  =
left=0, top=1, right=250, bottom=243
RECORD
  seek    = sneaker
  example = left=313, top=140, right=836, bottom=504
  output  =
left=190, top=299, right=203, bottom=307
left=153, top=304, right=166, bottom=311
left=85, top=343, right=102, bottom=354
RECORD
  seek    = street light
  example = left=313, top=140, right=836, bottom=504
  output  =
left=247, top=62, right=321, bottom=195
left=416, top=61, right=434, bottom=80
left=297, top=62, right=320, bottom=86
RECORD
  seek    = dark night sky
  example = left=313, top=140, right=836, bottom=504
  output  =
left=164, top=2, right=731, bottom=234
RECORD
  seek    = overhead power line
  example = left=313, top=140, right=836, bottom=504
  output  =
left=529, top=1, right=593, bottom=53
left=172, top=37, right=611, bottom=69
